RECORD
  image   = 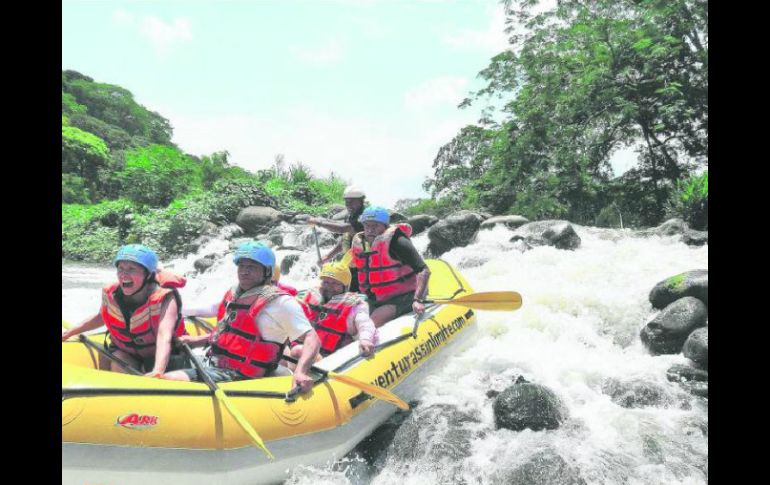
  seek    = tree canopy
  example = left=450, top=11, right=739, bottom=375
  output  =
left=424, top=0, right=707, bottom=226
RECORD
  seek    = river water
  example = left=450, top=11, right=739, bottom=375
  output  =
left=62, top=223, right=708, bottom=484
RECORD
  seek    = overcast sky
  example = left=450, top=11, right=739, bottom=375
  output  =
left=62, top=0, right=637, bottom=207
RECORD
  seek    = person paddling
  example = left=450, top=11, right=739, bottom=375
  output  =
left=306, top=185, right=366, bottom=267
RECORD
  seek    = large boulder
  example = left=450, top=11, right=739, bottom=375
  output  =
left=682, top=230, right=708, bottom=246
left=481, top=215, right=529, bottom=230
left=407, top=214, right=439, bottom=235
left=493, top=448, right=586, bottom=485
left=493, top=383, right=566, bottom=431
left=683, top=327, right=708, bottom=369
left=510, top=220, right=581, bottom=250
left=235, top=206, right=283, bottom=235
left=640, top=297, right=708, bottom=354
left=649, top=270, right=708, bottom=309
left=427, top=210, right=484, bottom=256
left=388, top=404, right=479, bottom=462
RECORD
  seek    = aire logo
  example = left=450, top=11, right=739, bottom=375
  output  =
left=116, top=413, right=159, bottom=429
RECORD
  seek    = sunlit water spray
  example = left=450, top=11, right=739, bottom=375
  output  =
left=62, top=223, right=708, bottom=484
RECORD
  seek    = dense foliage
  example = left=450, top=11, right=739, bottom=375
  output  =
left=423, top=0, right=707, bottom=226
left=62, top=71, right=350, bottom=262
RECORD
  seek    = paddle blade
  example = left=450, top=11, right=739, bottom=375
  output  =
left=328, top=372, right=409, bottom=410
left=214, top=389, right=275, bottom=460
left=432, top=291, right=523, bottom=311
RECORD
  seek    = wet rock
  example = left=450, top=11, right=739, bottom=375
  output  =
left=645, top=218, right=689, bottom=236
left=407, top=214, right=439, bottom=235
left=235, top=206, right=283, bottom=235
left=293, top=214, right=311, bottom=224
left=493, top=448, right=586, bottom=485
left=389, top=211, right=408, bottom=223
left=683, top=327, right=708, bottom=369
left=298, top=226, right=337, bottom=250
left=510, top=220, right=581, bottom=250
left=649, top=270, right=708, bottom=309
left=602, top=378, right=670, bottom=408
left=331, top=209, right=349, bottom=221
left=265, top=222, right=297, bottom=247
left=640, top=297, right=708, bottom=355
left=279, top=253, right=301, bottom=276
left=682, top=230, right=708, bottom=246
left=666, top=364, right=708, bottom=383
left=220, top=224, right=244, bottom=240
left=427, top=211, right=484, bottom=257
left=200, top=222, right=219, bottom=236
left=480, top=215, right=529, bottom=230
left=387, top=404, right=480, bottom=467
left=494, top=383, right=566, bottom=431
left=685, top=381, right=709, bottom=398
left=193, top=257, right=216, bottom=273
left=189, top=235, right=211, bottom=253
left=326, top=204, right=346, bottom=217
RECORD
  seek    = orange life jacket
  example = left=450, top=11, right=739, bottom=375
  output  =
left=208, top=285, right=288, bottom=378
left=101, top=270, right=187, bottom=359
left=350, top=223, right=417, bottom=302
left=300, top=289, right=361, bottom=356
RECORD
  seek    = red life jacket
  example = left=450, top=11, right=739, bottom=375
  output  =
left=208, top=285, right=288, bottom=378
left=301, top=289, right=361, bottom=356
left=101, top=269, right=188, bottom=359
left=350, top=223, right=417, bottom=302
left=275, top=281, right=298, bottom=296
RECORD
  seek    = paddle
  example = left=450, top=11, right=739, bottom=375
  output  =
left=312, top=226, right=323, bottom=265
left=422, top=291, right=523, bottom=311
left=62, top=321, right=143, bottom=376
left=177, top=340, right=275, bottom=460
left=281, top=355, right=409, bottom=410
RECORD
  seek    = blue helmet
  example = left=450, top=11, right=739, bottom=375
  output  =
left=114, top=244, right=158, bottom=273
left=359, top=206, right=390, bottom=225
left=233, top=241, right=275, bottom=269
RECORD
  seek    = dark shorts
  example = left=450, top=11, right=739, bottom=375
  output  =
left=106, top=344, right=189, bottom=373
left=369, top=291, right=415, bottom=320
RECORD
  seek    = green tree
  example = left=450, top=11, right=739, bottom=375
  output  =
left=117, top=145, right=202, bottom=207
left=61, top=126, right=110, bottom=202
left=429, top=0, right=707, bottom=223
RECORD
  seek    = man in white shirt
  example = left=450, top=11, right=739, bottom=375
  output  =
left=161, top=241, right=320, bottom=394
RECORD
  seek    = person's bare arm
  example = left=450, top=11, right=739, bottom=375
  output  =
left=62, top=313, right=105, bottom=341
left=307, top=217, right=356, bottom=235
left=147, top=297, right=179, bottom=376
left=411, top=267, right=431, bottom=315
left=292, top=329, right=321, bottom=393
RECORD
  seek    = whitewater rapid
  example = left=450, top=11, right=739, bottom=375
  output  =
left=62, top=224, right=708, bottom=485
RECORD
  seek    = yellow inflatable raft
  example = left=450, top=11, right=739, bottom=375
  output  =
left=62, top=259, right=479, bottom=485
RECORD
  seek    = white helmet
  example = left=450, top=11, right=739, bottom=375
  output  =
left=343, top=185, right=366, bottom=199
